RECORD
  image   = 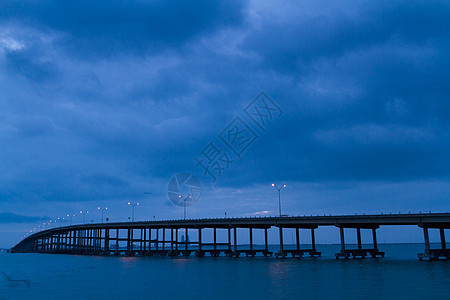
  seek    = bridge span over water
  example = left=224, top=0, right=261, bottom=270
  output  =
left=11, top=213, right=450, bottom=260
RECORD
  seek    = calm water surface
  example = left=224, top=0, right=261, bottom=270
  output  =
left=1, top=244, right=450, bottom=299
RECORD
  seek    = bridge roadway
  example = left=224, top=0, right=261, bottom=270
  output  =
left=11, top=213, right=450, bottom=260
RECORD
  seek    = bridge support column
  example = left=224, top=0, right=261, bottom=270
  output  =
left=170, top=228, right=174, bottom=253
left=126, top=228, right=131, bottom=256
left=115, top=229, right=119, bottom=254
left=175, top=228, right=178, bottom=251
left=248, top=227, right=254, bottom=257
left=156, top=228, right=159, bottom=251
left=357, top=228, right=362, bottom=250
left=104, top=229, right=109, bottom=255
left=57, top=232, right=61, bottom=253
left=143, top=228, right=147, bottom=253
left=233, top=227, right=238, bottom=257
left=340, top=227, right=345, bottom=253
left=276, top=227, right=285, bottom=258
left=227, top=227, right=232, bottom=256
left=162, top=228, right=166, bottom=254
left=197, top=228, right=204, bottom=257
left=150, top=228, right=154, bottom=251
left=263, top=228, right=271, bottom=256
left=311, top=228, right=317, bottom=252
left=440, top=228, right=446, bottom=250
left=139, top=228, right=143, bottom=253
left=85, top=230, right=89, bottom=253
left=418, top=227, right=450, bottom=260
left=372, top=228, right=378, bottom=251
left=336, top=226, right=384, bottom=259
left=212, top=228, right=217, bottom=256
left=185, top=228, right=188, bottom=253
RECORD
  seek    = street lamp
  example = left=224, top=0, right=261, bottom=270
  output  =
left=67, top=214, right=75, bottom=226
left=97, top=207, right=108, bottom=223
left=80, top=211, right=89, bottom=224
left=272, top=183, right=287, bottom=217
left=179, top=194, right=192, bottom=219
left=128, top=202, right=139, bottom=222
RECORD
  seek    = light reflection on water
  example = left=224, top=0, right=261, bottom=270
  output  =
left=1, top=244, right=450, bottom=299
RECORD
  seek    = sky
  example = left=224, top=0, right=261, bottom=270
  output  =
left=0, top=0, right=449, bottom=248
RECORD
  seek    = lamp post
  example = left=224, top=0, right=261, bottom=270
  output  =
left=179, top=194, right=191, bottom=219
left=80, top=211, right=89, bottom=224
left=97, top=207, right=108, bottom=223
left=128, top=202, right=139, bottom=222
left=272, top=183, right=287, bottom=217
left=67, top=214, right=75, bottom=226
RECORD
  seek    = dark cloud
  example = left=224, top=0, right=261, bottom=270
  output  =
left=0, top=212, right=49, bottom=223
left=0, top=0, right=248, bottom=56
left=2, top=49, right=60, bottom=83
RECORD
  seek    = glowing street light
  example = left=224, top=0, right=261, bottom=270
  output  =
left=80, top=211, right=89, bottom=224
left=178, top=194, right=192, bottom=220
left=67, top=214, right=75, bottom=226
left=272, top=183, right=287, bottom=217
left=57, top=217, right=65, bottom=227
left=128, top=202, right=139, bottom=222
left=97, top=207, right=108, bottom=223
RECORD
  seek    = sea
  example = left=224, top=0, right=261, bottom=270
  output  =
left=1, top=243, right=450, bottom=299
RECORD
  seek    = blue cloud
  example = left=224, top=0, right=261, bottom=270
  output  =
left=0, top=212, right=49, bottom=223
left=0, top=0, right=248, bottom=56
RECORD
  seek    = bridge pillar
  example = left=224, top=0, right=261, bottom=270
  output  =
left=213, top=228, right=217, bottom=255
left=440, top=228, right=446, bottom=250
left=91, top=230, right=95, bottom=253
left=151, top=228, right=154, bottom=252
left=139, top=228, right=143, bottom=252
left=227, top=227, right=232, bottom=256
left=143, top=227, right=147, bottom=252
left=175, top=228, right=178, bottom=251
left=126, top=228, right=131, bottom=255
left=372, top=228, right=378, bottom=251
left=115, top=229, right=119, bottom=254
left=197, top=228, right=203, bottom=257
left=276, top=227, right=285, bottom=258
left=92, top=229, right=98, bottom=254
left=311, top=228, right=316, bottom=252
left=92, top=230, right=95, bottom=253
left=156, top=228, right=159, bottom=251
left=336, top=226, right=384, bottom=259
left=249, top=227, right=254, bottom=257
left=340, top=227, right=345, bottom=253
left=171, top=228, right=174, bottom=252
left=233, top=227, right=238, bottom=257
left=357, top=228, right=362, bottom=250
left=162, top=228, right=166, bottom=253
left=57, top=232, right=61, bottom=252
left=85, top=230, right=89, bottom=253
left=105, top=229, right=109, bottom=255
left=418, top=227, right=450, bottom=260
left=97, top=229, right=101, bottom=253
left=185, top=228, right=188, bottom=252
left=264, top=228, right=270, bottom=256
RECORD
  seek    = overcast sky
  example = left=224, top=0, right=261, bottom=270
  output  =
left=1, top=0, right=449, bottom=247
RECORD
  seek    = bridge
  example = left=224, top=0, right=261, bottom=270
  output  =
left=11, top=213, right=450, bottom=260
